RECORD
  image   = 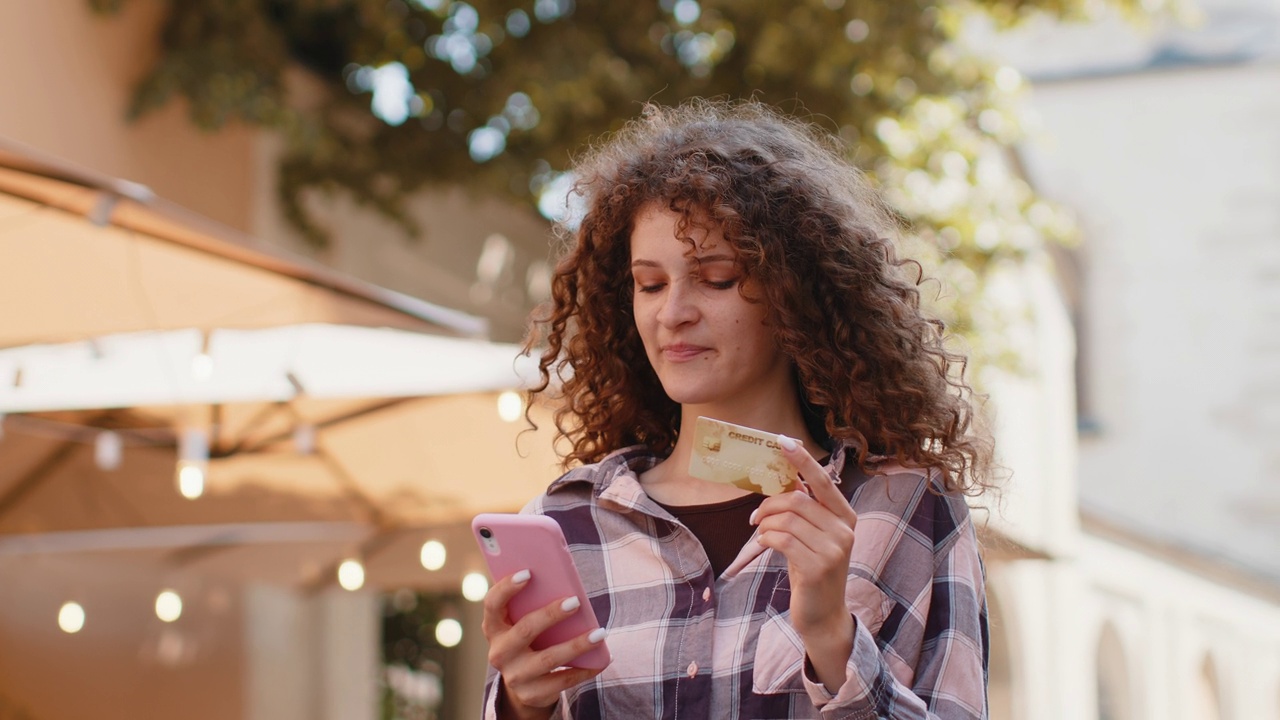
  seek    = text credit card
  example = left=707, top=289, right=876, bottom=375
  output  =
left=688, top=416, right=799, bottom=495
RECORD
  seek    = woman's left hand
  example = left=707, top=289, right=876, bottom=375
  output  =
left=751, top=434, right=857, bottom=688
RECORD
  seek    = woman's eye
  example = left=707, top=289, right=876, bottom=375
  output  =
left=635, top=282, right=665, bottom=294
left=703, top=278, right=738, bottom=290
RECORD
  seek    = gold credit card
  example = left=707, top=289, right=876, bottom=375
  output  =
left=688, top=416, right=799, bottom=495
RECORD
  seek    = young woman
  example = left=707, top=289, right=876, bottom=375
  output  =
left=481, top=100, right=993, bottom=720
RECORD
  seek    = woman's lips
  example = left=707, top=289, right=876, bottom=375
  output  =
left=662, top=344, right=710, bottom=361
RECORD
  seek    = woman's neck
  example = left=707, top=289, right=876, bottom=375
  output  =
left=640, top=397, right=820, bottom=505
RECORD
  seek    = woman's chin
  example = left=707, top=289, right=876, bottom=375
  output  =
left=660, top=385, right=733, bottom=409
left=658, top=384, right=715, bottom=407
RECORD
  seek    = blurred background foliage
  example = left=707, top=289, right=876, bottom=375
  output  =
left=88, top=0, right=1157, bottom=353
left=380, top=590, right=458, bottom=720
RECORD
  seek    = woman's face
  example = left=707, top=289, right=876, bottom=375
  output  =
left=629, top=204, right=793, bottom=412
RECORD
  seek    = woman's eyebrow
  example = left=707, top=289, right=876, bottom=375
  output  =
left=629, top=254, right=736, bottom=269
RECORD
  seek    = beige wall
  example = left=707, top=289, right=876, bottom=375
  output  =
left=0, top=0, right=255, bottom=230
left=250, top=131, right=556, bottom=343
left=0, top=2, right=554, bottom=342
left=1019, top=60, right=1280, bottom=597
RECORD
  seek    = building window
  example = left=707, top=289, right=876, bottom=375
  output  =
left=1050, top=243, right=1101, bottom=435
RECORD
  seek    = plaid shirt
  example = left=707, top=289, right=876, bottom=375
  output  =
left=484, top=443, right=988, bottom=719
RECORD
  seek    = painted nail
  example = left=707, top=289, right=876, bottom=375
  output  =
left=748, top=508, right=760, bottom=526
left=777, top=434, right=798, bottom=452
left=588, top=628, right=608, bottom=644
left=512, top=569, right=531, bottom=584
left=560, top=596, right=581, bottom=613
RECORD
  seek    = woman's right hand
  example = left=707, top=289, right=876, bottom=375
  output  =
left=482, top=570, right=608, bottom=720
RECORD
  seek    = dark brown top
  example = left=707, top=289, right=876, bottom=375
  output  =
left=655, top=493, right=767, bottom=577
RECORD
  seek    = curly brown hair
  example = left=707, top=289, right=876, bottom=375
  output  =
left=524, top=99, right=993, bottom=495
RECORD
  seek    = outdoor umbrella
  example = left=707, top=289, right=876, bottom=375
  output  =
left=0, top=133, right=567, bottom=720
left=0, top=136, right=566, bottom=582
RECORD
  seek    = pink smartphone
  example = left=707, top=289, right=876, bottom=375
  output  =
left=471, top=513, right=611, bottom=670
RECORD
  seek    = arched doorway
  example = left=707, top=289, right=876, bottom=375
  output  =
left=1096, top=622, right=1133, bottom=720
left=1192, top=653, right=1226, bottom=720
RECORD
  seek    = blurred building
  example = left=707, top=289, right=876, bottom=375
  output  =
left=1, top=2, right=1278, bottom=720
left=979, top=2, right=1280, bottom=718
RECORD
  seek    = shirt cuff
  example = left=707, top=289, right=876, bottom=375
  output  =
left=802, top=653, right=838, bottom=704
left=484, top=675, right=563, bottom=720
left=800, top=612, right=880, bottom=712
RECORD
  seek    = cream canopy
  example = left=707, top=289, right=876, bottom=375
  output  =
left=0, top=136, right=485, bottom=348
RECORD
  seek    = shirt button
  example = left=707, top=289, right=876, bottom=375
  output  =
left=702, top=587, right=711, bottom=602
left=687, top=661, right=698, bottom=678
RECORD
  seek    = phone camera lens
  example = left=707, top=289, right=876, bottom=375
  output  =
left=479, top=527, right=493, bottom=539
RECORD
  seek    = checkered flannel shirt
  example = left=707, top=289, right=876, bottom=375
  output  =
left=483, top=442, right=989, bottom=719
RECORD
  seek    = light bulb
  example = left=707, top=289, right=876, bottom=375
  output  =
left=293, top=423, right=316, bottom=455
left=419, top=540, right=446, bottom=571
left=58, top=602, right=85, bottom=634
left=497, top=391, right=524, bottom=423
left=94, top=431, right=122, bottom=471
left=461, top=572, right=489, bottom=602
left=337, top=559, right=365, bottom=591
left=155, top=590, right=183, bottom=623
left=177, top=464, right=205, bottom=499
left=176, top=428, right=209, bottom=499
left=435, top=618, right=463, bottom=647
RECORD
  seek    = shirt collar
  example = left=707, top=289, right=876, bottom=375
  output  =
left=545, top=445, right=661, bottom=509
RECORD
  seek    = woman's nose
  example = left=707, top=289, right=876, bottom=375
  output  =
left=656, top=282, right=699, bottom=327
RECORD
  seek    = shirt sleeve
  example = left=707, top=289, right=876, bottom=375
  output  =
left=482, top=668, right=566, bottom=720
left=801, top=489, right=989, bottom=720
left=482, top=668, right=503, bottom=720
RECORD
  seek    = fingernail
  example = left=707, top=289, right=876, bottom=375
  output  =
left=560, top=596, right=581, bottom=612
left=588, top=628, right=607, bottom=644
left=512, top=569, right=531, bottom=584
left=777, top=434, right=798, bottom=452
left=748, top=509, right=759, bottom=526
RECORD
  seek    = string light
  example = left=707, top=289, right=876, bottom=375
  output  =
left=94, top=431, right=122, bottom=471
left=497, top=391, right=523, bottom=423
left=434, top=618, right=463, bottom=647
left=155, top=590, right=183, bottom=623
left=293, top=423, right=316, bottom=455
left=176, top=428, right=209, bottom=499
left=58, top=602, right=85, bottom=633
left=419, top=540, right=446, bottom=571
left=337, top=559, right=365, bottom=591
left=461, top=572, right=489, bottom=602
